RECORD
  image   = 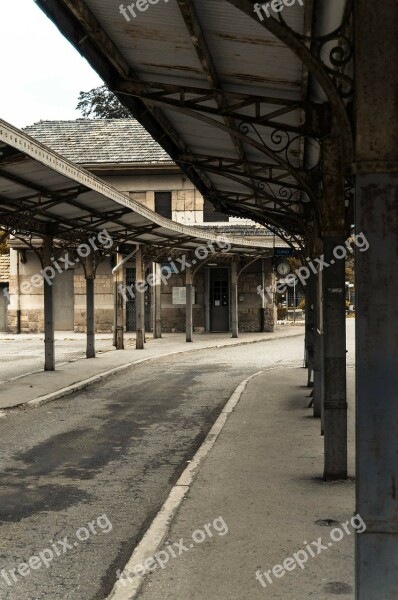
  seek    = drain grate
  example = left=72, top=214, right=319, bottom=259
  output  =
left=315, top=519, right=340, bottom=527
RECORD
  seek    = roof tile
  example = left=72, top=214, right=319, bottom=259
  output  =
left=24, top=119, right=173, bottom=166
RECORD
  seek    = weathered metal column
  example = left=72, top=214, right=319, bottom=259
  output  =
left=135, top=245, right=145, bottom=350
left=322, top=130, right=347, bottom=480
left=186, top=265, right=193, bottom=342
left=42, top=235, right=55, bottom=371
left=85, top=252, right=95, bottom=359
left=305, top=270, right=316, bottom=386
left=355, top=0, right=398, bottom=596
left=115, top=252, right=124, bottom=350
left=313, top=266, right=323, bottom=419
left=152, top=263, right=162, bottom=339
left=231, top=260, right=238, bottom=338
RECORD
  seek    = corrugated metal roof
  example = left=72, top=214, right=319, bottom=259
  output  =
left=0, top=119, right=286, bottom=254
left=34, top=0, right=314, bottom=245
left=24, top=119, right=174, bottom=166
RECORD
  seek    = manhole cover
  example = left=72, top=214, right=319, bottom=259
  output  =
left=324, top=582, right=353, bottom=595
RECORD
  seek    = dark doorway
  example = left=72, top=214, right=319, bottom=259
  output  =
left=125, top=268, right=151, bottom=332
left=209, top=267, right=230, bottom=332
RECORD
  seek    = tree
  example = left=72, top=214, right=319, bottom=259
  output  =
left=0, top=230, right=8, bottom=254
left=76, top=85, right=131, bottom=119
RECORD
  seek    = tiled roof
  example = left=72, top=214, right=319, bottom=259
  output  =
left=24, top=119, right=174, bottom=166
left=0, top=253, right=10, bottom=283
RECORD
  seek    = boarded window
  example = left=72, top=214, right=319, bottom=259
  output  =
left=203, top=199, right=229, bottom=222
left=155, top=192, right=172, bottom=219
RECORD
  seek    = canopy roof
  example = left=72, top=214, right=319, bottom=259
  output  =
left=36, top=0, right=353, bottom=249
left=0, top=119, right=283, bottom=256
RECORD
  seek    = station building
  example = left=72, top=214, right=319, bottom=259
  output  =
left=7, top=119, right=281, bottom=335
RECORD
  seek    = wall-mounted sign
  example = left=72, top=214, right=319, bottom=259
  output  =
left=274, top=248, right=294, bottom=257
left=172, top=287, right=195, bottom=305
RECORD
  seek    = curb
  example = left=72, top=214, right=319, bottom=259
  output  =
left=106, top=370, right=264, bottom=600
left=3, top=331, right=304, bottom=413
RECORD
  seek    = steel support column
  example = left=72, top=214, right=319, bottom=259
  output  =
left=85, top=253, right=95, bottom=359
left=186, top=265, right=193, bottom=343
left=115, top=252, right=124, bottom=350
left=43, top=235, right=55, bottom=371
left=355, top=0, right=398, bottom=596
left=313, top=268, right=323, bottom=419
left=322, top=132, right=347, bottom=481
left=305, top=271, right=316, bottom=387
left=231, top=260, right=238, bottom=338
left=135, top=245, right=145, bottom=350
left=153, top=263, right=162, bottom=339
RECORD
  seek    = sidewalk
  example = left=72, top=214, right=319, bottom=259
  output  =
left=0, top=328, right=304, bottom=410
left=115, top=367, right=355, bottom=600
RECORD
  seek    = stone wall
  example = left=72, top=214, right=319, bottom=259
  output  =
left=6, top=251, right=277, bottom=335
left=73, top=261, right=114, bottom=333
left=160, top=271, right=206, bottom=333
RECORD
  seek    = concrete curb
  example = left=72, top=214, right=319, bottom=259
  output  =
left=106, top=370, right=264, bottom=600
left=3, top=331, right=304, bottom=413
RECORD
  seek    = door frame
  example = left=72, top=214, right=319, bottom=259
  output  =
left=208, top=266, right=231, bottom=333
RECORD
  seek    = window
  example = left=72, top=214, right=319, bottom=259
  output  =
left=203, top=199, right=229, bottom=222
left=155, top=192, right=172, bottom=219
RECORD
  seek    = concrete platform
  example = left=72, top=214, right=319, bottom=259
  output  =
left=129, top=367, right=355, bottom=600
left=0, top=329, right=304, bottom=410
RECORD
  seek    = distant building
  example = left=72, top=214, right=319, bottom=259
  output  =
left=7, top=120, right=278, bottom=334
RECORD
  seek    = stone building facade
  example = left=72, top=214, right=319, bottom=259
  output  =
left=7, top=120, right=278, bottom=334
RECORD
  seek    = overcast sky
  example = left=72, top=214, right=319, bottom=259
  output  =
left=0, top=0, right=103, bottom=128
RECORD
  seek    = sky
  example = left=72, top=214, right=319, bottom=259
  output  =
left=0, top=0, right=103, bottom=128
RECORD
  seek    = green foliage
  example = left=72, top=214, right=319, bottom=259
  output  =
left=76, top=85, right=131, bottom=119
left=0, top=231, right=8, bottom=254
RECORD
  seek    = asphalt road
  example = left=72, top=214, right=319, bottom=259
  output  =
left=0, top=324, right=354, bottom=600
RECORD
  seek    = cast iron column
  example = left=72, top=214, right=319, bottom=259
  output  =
left=135, top=245, right=145, bottom=350
left=153, top=263, right=162, bottom=339
left=322, top=130, right=347, bottom=480
left=186, top=265, right=193, bottom=342
left=43, top=235, right=55, bottom=371
left=85, top=252, right=95, bottom=359
left=305, top=270, right=316, bottom=387
left=313, top=266, right=323, bottom=419
left=231, top=260, right=238, bottom=338
left=355, top=0, right=398, bottom=596
left=115, top=252, right=124, bottom=350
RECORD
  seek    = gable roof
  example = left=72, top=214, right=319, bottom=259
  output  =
left=24, top=119, right=174, bottom=167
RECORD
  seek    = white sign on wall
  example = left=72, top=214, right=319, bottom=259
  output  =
left=172, top=287, right=195, bottom=305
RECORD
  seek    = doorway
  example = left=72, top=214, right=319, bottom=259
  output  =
left=209, top=267, right=230, bottom=332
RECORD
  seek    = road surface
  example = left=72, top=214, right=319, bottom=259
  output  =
left=0, top=323, right=354, bottom=599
